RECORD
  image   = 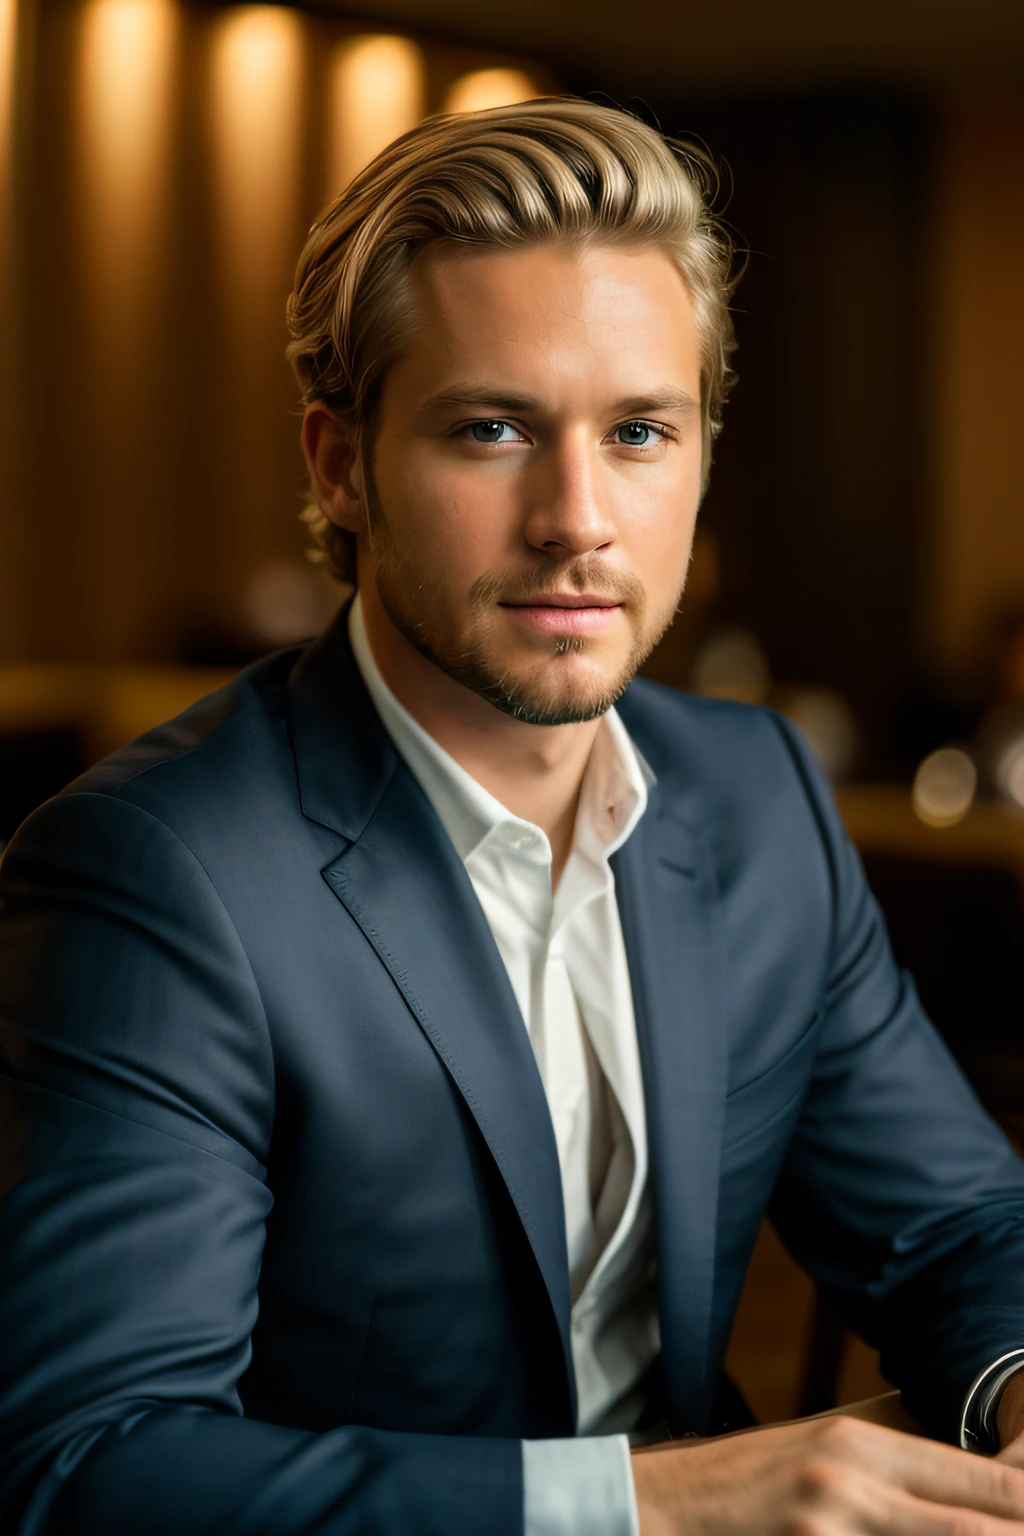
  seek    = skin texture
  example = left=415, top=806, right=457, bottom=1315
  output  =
left=630, top=1414, right=1024, bottom=1536
left=302, top=237, right=1024, bottom=1529
left=302, top=242, right=703, bottom=879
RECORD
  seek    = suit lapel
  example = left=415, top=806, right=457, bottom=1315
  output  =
left=613, top=795, right=728, bottom=1433
left=288, top=614, right=576, bottom=1428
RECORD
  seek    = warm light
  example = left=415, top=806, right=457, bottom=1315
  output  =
left=912, top=747, right=977, bottom=828
left=77, top=0, right=178, bottom=317
left=692, top=628, right=771, bottom=706
left=326, top=34, right=424, bottom=196
left=210, top=5, right=303, bottom=325
left=243, top=558, right=336, bottom=645
left=776, top=686, right=858, bottom=784
left=1006, top=751, right=1024, bottom=809
left=995, top=737, right=1024, bottom=809
left=443, top=68, right=539, bottom=115
left=0, top=0, right=16, bottom=185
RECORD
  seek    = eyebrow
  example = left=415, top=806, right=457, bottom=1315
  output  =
left=421, top=384, right=700, bottom=417
left=612, top=389, right=700, bottom=418
left=421, top=386, right=543, bottom=414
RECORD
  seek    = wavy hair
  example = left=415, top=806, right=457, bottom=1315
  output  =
left=287, top=96, right=738, bottom=581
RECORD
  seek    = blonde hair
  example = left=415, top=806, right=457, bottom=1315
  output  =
left=287, top=97, right=737, bottom=582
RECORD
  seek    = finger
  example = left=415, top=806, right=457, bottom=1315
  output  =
left=809, top=1416, right=1024, bottom=1522
left=868, top=1488, right=1024, bottom=1536
left=820, top=1472, right=1024, bottom=1536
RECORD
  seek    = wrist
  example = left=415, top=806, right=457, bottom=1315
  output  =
left=629, top=1448, right=675, bottom=1536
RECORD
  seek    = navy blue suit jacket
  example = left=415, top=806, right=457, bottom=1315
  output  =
left=3, top=612, right=1024, bottom=1534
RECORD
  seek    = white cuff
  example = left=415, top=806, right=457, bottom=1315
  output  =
left=960, top=1349, right=1024, bottom=1453
left=522, top=1433, right=638, bottom=1536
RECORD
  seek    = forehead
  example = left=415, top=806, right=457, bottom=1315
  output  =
left=391, top=240, right=701, bottom=401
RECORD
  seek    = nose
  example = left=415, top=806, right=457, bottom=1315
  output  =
left=522, top=428, right=617, bottom=558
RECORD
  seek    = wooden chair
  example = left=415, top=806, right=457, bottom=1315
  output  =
left=796, top=786, right=1024, bottom=1414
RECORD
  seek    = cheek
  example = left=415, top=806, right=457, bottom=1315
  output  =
left=620, top=470, right=701, bottom=593
left=378, top=450, right=521, bottom=572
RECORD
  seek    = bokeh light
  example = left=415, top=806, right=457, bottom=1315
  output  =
left=995, top=736, right=1024, bottom=810
left=210, top=4, right=303, bottom=326
left=0, top=0, right=16, bottom=189
left=776, top=686, right=859, bottom=784
left=243, top=559, right=337, bottom=647
left=327, top=35, right=424, bottom=196
left=77, top=0, right=178, bottom=339
left=912, top=746, right=977, bottom=827
left=692, top=627, right=771, bottom=706
left=443, top=68, right=539, bottom=114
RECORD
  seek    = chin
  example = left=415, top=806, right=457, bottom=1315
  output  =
left=481, top=653, right=634, bottom=727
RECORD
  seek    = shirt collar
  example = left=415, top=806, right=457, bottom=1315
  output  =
left=348, top=592, right=652, bottom=870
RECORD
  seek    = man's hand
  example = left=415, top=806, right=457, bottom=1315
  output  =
left=631, top=1414, right=1024, bottom=1535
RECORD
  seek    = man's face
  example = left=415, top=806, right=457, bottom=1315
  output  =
left=359, top=241, right=705, bottom=725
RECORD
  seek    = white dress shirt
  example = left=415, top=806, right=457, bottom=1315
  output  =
left=350, top=596, right=652, bottom=1534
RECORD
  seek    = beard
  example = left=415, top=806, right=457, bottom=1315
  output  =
left=364, top=484, right=683, bottom=727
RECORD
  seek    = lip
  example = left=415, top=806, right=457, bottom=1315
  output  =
left=504, top=593, right=619, bottom=609
left=500, top=598, right=622, bottom=636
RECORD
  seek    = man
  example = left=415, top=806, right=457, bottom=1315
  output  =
left=2, top=98, right=1024, bottom=1536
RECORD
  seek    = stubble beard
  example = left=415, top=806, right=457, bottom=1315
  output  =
left=365, top=488, right=683, bottom=727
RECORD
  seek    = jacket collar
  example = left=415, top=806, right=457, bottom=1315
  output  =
left=286, top=600, right=397, bottom=844
left=287, top=604, right=578, bottom=1430
left=613, top=691, right=730, bottom=1433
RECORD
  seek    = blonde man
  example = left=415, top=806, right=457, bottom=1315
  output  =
left=3, top=98, right=1024, bottom=1536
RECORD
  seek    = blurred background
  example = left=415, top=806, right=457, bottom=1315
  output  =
left=2, top=0, right=1024, bottom=1426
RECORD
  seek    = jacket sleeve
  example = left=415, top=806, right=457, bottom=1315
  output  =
left=0, top=790, right=521, bottom=1536
left=766, top=713, right=1024, bottom=1441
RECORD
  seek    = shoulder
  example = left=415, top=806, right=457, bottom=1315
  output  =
left=618, top=677, right=814, bottom=799
left=80, top=646, right=300, bottom=799
left=4, top=646, right=309, bottom=879
left=617, top=678, right=844, bottom=878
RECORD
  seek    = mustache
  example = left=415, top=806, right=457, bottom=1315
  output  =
left=468, top=558, right=644, bottom=610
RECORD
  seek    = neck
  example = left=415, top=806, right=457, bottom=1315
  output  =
left=358, top=581, right=601, bottom=881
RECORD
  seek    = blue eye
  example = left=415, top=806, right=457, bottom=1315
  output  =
left=616, top=420, right=661, bottom=447
left=469, top=420, right=516, bottom=443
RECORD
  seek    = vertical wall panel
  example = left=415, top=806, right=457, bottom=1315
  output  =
left=663, top=93, right=929, bottom=750
left=73, top=0, right=180, bottom=659
left=924, top=98, right=1024, bottom=683
left=210, top=5, right=303, bottom=336
left=0, top=0, right=21, bottom=658
left=78, top=0, right=177, bottom=369
left=0, top=0, right=15, bottom=180
left=326, top=35, right=424, bottom=199
left=207, top=4, right=307, bottom=630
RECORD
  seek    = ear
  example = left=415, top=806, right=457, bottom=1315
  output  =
left=301, top=403, right=366, bottom=535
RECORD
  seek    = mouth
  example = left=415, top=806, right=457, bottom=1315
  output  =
left=499, top=594, right=623, bottom=637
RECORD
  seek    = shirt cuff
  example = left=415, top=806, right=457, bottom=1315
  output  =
left=522, top=1433, right=638, bottom=1536
left=960, top=1349, right=1024, bottom=1454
